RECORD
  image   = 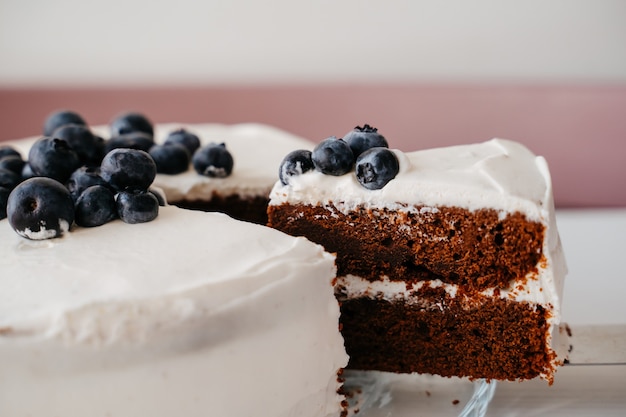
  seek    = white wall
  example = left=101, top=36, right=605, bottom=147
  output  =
left=1, top=0, right=625, bottom=86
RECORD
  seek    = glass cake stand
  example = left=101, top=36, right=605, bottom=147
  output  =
left=343, top=370, right=497, bottom=417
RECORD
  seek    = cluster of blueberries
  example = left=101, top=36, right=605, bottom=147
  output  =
left=0, top=110, right=234, bottom=240
left=279, top=124, right=400, bottom=190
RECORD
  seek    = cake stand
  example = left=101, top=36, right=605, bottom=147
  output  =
left=343, top=370, right=497, bottom=417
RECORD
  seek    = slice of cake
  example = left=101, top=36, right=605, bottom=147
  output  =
left=3, top=119, right=315, bottom=224
left=0, top=206, right=348, bottom=417
left=268, top=134, right=567, bottom=383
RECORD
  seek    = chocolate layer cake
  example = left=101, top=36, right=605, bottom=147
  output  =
left=0, top=206, right=348, bottom=417
left=268, top=137, right=567, bottom=383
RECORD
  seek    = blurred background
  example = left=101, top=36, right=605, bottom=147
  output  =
left=1, top=0, right=625, bottom=207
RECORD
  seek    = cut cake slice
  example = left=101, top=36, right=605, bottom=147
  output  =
left=268, top=137, right=567, bottom=383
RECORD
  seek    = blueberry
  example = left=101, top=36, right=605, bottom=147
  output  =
left=149, top=143, right=190, bottom=175
left=164, top=129, right=201, bottom=155
left=343, top=124, right=388, bottom=158
left=279, top=149, right=314, bottom=185
left=116, top=191, right=159, bottom=224
left=149, top=187, right=167, bottom=206
left=110, top=112, right=154, bottom=138
left=0, top=186, right=10, bottom=220
left=43, top=110, right=87, bottom=137
left=0, top=168, right=22, bottom=190
left=51, top=124, right=103, bottom=166
left=0, top=155, right=25, bottom=175
left=192, top=143, right=234, bottom=178
left=74, top=185, right=117, bottom=227
left=66, top=166, right=110, bottom=202
left=355, top=147, right=399, bottom=190
left=6, top=177, right=74, bottom=240
left=311, top=137, right=354, bottom=176
left=104, top=132, right=155, bottom=154
left=0, top=146, right=21, bottom=159
left=100, top=148, right=156, bottom=192
left=28, top=137, right=81, bottom=183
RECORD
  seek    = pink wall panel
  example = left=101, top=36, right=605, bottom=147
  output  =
left=1, top=84, right=624, bottom=208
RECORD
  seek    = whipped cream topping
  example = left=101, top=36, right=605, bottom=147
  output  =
left=0, top=206, right=347, bottom=417
left=270, top=138, right=568, bottom=377
left=5, top=122, right=315, bottom=201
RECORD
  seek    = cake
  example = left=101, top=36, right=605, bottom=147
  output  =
left=3, top=121, right=315, bottom=225
left=0, top=205, right=348, bottom=417
left=268, top=135, right=568, bottom=383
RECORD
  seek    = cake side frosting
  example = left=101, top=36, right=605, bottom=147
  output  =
left=0, top=206, right=348, bottom=417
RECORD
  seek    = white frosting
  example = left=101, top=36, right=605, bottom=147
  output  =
left=5, top=122, right=314, bottom=201
left=270, top=138, right=567, bottom=378
left=270, top=139, right=551, bottom=220
left=0, top=206, right=348, bottom=417
left=149, top=123, right=315, bottom=201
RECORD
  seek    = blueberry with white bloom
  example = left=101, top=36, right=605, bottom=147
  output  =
left=105, top=132, right=155, bottom=154
left=355, top=147, right=399, bottom=190
left=0, top=168, right=21, bottom=190
left=66, top=166, right=110, bottom=202
left=0, top=146, right=21, bottom=159
left=43, top=110, right=87, bottom=136
left=149, top=143, right=190, bottom=175
left=343, top=124, right=388, bottom=158
left=28, top=137, right=81, bottom=183
left=0, top=155, right=25, bottom=175
left=6, top=177, right=74, bottom=240
left=100, top=148, right=156, bottom=192
left=192, top=143, right=234, bottom=178
left=51, top=124, right=103, bottom=166
left=110, top=112, right=154, bottom=138
left=279, top=149, right=314, bottom=185
left=116, top=191, right=159, bottom=224
left=0, top=186, right=10, bottom=220
left=74, top=185, right=117, bottom=227
left=311, top=137, right=354, bottom=176
left=164, top=129, right=201, bottom=155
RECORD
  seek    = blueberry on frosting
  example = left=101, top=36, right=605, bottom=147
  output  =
left=75, top=185, right=117, bottom=227
left=0, top=168, right=22, bottom=190
left=149, top=143, right=190, bottom=175
left=164, top=129, right=201, bottom=155
left=43, top=110, right=87, bottom=137
left=355, top=147, right=399, bottom=190
left=0, top=186, right=10, bottom=220
left=343, top=124, right=388, bottom=158
left=66, top=166, right=111, bottom=202
left=100, top=148, right=156, bottom=192
left=0, top=145, right=21, bottom=160
left=116, top=191, right=159, bottom=224
left=0, top=154, right=26, bottom=175
left=28, top=137, right=82, bottom=183
left=105, top=132, right=155, bottom=154
left=6, top=177, right=75, bottom=240
left=311, top=137, right=354, bottom=176
left=192, top=143, right=234, bottom=178
left=110, top=112, right=154, bottom=138
left=279, top=149, right=314, bottom=185
left=51, top=124, right=104, bottom=167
